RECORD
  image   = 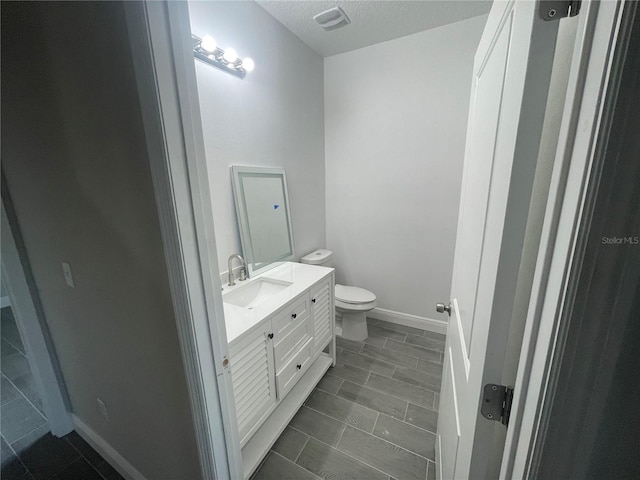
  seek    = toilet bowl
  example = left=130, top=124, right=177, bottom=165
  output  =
left=335, top=284, right=376, bottom=341
left=300, top=249, right=377, bottom=342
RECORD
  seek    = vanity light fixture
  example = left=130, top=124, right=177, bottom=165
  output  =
left=192, top=34, right=254, bottom=79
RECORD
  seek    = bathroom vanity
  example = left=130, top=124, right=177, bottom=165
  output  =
left=223, top=261, right=336, bottom=478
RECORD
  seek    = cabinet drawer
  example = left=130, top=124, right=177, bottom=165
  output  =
left=276, top=339, right=312, bottom=400
left=274, top=317, right=312, bottom=372
left=272, top=293, right=310, bottom=340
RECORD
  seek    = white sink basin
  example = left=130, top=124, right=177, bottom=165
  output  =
left=223, top=277, right=293, bottom=309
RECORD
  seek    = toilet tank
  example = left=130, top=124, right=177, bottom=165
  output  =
left=301, top=249, right=333, bottom=268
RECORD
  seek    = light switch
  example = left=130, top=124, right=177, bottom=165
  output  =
left=62, top=262, right=75, bottom=288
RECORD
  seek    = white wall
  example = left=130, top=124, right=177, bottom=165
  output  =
left=325, top=15, right=487, bottom=319
left=2, top=3, right=201, bottom=478
left=188, top=1, right=326, bottom=275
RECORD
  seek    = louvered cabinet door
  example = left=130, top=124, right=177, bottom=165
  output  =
left=228, top=322, right=276, bottom=446
left=310, top=278, right=333, bottom=356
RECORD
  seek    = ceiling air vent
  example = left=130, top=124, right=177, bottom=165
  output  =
left=313, top=7, right=351, bottom=31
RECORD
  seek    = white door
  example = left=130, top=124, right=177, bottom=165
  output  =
left=437, top=1, right=564, bottom=479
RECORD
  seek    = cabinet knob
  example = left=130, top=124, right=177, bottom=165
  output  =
left=268, top=333, right=274, bottom=339
left=291, top=313, right=297, bottom=319
left=296, top=364, right=302, bottom=370
left=311, top=298, right=316, bottom=304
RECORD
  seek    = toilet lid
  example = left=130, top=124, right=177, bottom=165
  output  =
left=335, top=284, right=376, bottom=304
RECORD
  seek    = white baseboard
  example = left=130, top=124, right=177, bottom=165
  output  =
left=71, top=414, right=147, bottom=480
left=1, top=296, right=11, bottom=308
left=368, top=307, right=448, bottom=335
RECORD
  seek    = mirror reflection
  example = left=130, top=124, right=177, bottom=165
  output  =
left=231, top=166, right=295, bottom=276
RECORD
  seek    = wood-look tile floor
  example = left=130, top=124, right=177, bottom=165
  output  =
left=252, top=318, right=445, bottom=480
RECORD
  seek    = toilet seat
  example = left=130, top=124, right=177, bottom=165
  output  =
left=335, top=284, right=376, bottom=305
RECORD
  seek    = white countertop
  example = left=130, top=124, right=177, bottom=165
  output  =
left=223, top=262, right=334, bottom=345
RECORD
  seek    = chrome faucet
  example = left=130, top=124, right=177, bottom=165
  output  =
left=227, top=254, right=247, bottom=286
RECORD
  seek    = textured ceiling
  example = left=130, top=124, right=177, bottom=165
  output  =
left=257, top=1, right=492, bottom=57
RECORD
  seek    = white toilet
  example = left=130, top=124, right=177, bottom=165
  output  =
left=301, top=249, right=376, bottom=341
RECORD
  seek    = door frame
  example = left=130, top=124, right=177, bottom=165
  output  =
left=123, top=2, right=241, bottom=479
left=0, top=188, right=74, bottom=437
left=500, top=1, right=629, bottom=478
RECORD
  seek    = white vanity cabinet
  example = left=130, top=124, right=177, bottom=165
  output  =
left=223, top=263, right=336, bottom=478
left=228, top=321, right=276, bottom=446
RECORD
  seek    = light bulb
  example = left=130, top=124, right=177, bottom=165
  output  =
left=223, top=48, right=237, bottom=63
left=200, top=35, right=217, bottom=53
left=242, top=57, right=255, bottom=72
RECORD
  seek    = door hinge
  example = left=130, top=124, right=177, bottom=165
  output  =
left=539, top=1, right=581, bottom=21
left=481, top=384, right=514, bottom=426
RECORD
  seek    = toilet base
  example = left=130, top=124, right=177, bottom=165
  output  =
left=339, top=310, right=369, bottom=342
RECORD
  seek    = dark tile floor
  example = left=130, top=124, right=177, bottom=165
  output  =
left=1, top=430, right=124, bottom=480
left=253, top=317, right=445, bottom=480
left=1, top=307, right=124, bottom=480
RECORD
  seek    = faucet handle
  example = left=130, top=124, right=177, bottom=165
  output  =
left=239, top=267, right=247, bottom=281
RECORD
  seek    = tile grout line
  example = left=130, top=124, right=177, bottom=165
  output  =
left=349, top=347, right=416, bottom=374
left=302, top=403, right=378, bottom=434
left=318, top=375, right=346, bottom=395
left=339, top=418, right=435, bottom=463
left=303, top=402, right=435, bottom=463
left=307, top=425, right=410, bottom=480
left=363, top=373, right=437, bottom=410
left=65, top=436, right=111, bottom=480
left=2, top=373, right=47, bottom=421
left=1, top=334, right=27, bottom=357
left=372, top=320, right=429, bottom=338
left=404, top=338, right=445, bottom=356
left=6, top=422, right=50, bottom=453
left=1, top=431, right=28, bottom=473
left=371, top=343, right=427, bottom=368
left=314, top=379, right=379, bottom=414
left=384, top=339, right=441, bottom=366
left=338, top=350, right=399, bottom=378
left=290, top=416, right=394, bottom=478
left=293, top=434, right=311, bottom=464
left=270, top=450, right=322, bottom=480
left=372, top=412, right=381, bottom=432
left=331, top=371, right=440, bottom=435
left=335, top=422, right=348, bottom=447
left=397, top=412, right=439, bottom=436
left=365, top=370, right=373, bottom=385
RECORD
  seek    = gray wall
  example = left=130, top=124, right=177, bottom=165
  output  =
left=1, top=3, right=201, bottom=478
left=188, top=1, right=326, bottom=276
left=324, top=15, right=487, bottom=318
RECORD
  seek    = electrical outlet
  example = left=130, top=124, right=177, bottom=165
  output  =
left=97, top=398, right=109, bottom=422
left=62, top=262, right=75, bottom=288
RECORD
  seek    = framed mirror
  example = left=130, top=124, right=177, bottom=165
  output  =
left=231, top=166, right=295, bottom=277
